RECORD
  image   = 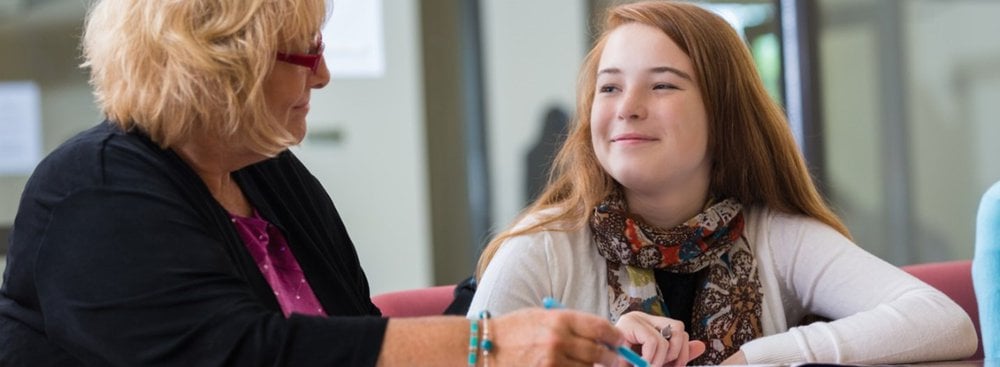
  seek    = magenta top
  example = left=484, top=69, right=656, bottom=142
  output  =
left=229, top=211, right=327, bottom=318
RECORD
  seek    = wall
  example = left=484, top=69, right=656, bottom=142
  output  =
left=420, top=0, right=476, bottom=284
left=0, top=1, right=97, bottom=227
left=821, top=0, right=1000, bottom=264
left=906, top=1, right=1000, bottom=261
left=295, top=0, right=432, bottom=294
left=481, top=0, right=589, bottom=231
left=819, top=0, right=888, bottom=259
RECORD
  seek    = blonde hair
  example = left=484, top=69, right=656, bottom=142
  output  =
left=476, top=0, right=850, bottom=278
left=82, top=0, right=327, bottom=156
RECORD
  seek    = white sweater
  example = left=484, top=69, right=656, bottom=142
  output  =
left=469, top=206, right=977, bottom=364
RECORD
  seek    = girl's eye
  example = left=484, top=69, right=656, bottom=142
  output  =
left=654, top=83, right=678, bottom=90
left=598, top=85, right=618, bottom=93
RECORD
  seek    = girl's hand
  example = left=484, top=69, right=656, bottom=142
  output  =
left=613, top=311, right=706, bottom=367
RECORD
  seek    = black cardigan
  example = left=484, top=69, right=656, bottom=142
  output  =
left=0, top=123, right=387, bottom=366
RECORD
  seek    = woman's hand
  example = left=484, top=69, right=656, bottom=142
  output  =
left=488, top=308, right=626, bottom=367
left=613, top=311, right=706, bottom=367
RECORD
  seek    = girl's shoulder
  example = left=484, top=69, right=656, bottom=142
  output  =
left=502, top=208, right=598, bottom=259
left=746, top=206, right=842, bottom=240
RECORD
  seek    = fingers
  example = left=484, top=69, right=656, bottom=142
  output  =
left=562, top=310, right=626, bottom=347
left=667, top=340, right=708, bottom=367
left=560, top=311, right=624, bottom=366
left=498, top=308, right=623, bottom=366
left=560, top=332, right=620, bottom=367
left=616, top=311, right=703, bottom=367
left=688, top=341, right=707, bottom=361
left=663, top=323, right=687, bottom=364
left=497, top=308, right=705, bottom=367
left=667, top=331, right=689, bottom=367
left=638, top=328, right=669, bottom=366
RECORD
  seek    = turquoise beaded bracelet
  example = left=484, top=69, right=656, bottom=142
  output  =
left=467, top=319, right=480, bottom=367
left=479, top=310, right=493, bottom=367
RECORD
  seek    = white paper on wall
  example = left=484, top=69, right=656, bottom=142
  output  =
left=0, top=81, right=42, bottom=175
left=323, top=0, right=385, bottom=79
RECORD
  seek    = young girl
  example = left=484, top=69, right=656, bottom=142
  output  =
left=470, top=1, right=977, bottom=365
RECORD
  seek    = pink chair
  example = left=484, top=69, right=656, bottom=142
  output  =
left=371, top=284, right=456, bottom=318
left=901, top=260, right=982, bottom=360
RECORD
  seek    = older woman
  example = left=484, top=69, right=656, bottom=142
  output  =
left=0, top=0, right=632, bottom=366
left=471, top=1, right=978, bottom=365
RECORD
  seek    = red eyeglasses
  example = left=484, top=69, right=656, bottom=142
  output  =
left=276, top=34, right=324, bottom=73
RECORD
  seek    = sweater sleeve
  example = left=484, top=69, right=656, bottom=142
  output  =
left=33, top=188, right=387, bottom=367
left=740, top=213, right=977, bottom=364
left=468, top=232, right=555, bottom=317
left=470, top=217, right=609, bottom=319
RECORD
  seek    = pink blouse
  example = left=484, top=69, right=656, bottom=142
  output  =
left=229, top=211, right=327, bottom=317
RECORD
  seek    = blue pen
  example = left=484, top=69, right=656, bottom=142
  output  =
left=542, top=297, right=650, bottom=367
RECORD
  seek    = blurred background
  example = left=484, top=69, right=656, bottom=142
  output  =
left=1, top=0, right=998, bottom=295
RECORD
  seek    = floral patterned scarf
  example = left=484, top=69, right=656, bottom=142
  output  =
left=590, top=190, right=763, bottom=364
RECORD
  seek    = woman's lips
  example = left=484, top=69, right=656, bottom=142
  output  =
left=610, top=133, right=657, bottom=142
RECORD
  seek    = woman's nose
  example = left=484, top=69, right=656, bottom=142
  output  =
left=617, top=89, right=647, bottom=121
left=311, top=56, right=331, bottom=89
